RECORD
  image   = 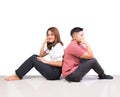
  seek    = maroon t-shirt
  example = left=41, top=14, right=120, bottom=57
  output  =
left=62, top=41, right=86, bottom=77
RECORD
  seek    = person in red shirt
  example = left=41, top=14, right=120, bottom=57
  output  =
left=62, top=27, right=113, bottom=82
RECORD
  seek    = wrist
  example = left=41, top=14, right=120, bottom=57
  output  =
left=45, top=61, right=49, bottom=64
left=43, top=42, right=46, bottom=45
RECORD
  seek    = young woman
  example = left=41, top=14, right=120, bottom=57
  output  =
left=5, top=27, right=64, bottom=81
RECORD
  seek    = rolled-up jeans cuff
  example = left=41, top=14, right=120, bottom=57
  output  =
left=15, top=70, right=23, bottom=79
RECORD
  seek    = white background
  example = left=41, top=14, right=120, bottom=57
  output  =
left=0, top=0, right=120, bottom=75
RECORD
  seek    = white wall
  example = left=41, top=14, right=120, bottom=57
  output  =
left=0, top=0, right=120, bottom=75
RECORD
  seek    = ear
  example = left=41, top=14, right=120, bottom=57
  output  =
left=72, top=33, right=77, bottom=40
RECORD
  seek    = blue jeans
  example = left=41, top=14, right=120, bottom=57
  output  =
left=15, top=55, right=61, bottom=80
left=65, top=58, right=105, bottom=82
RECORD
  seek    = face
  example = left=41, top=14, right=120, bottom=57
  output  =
left=74, top=31, right=84, bottom=42
left=47, top=30, right=55, bottom=43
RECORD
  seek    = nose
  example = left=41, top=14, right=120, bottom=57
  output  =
left=80, top=32, right=84, bottom=36
left=47, top=35, right=52, bottom=38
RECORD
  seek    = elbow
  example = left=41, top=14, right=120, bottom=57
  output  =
left=58, top=62, right=62, bottom=67
left=89, top=55, right=94, bottom=59
left=39, top=52, right=44, bottom=57
left=39, top=54, right=43, bottom=57
left=85, top=54, right=94, bottom=59
left=40, top=52, right=47, bottom=57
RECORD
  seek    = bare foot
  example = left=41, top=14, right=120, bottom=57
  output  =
left=4, top=74, right=20, bottom=81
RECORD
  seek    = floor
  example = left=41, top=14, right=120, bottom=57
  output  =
left=0, top=75, right=120, bottom=97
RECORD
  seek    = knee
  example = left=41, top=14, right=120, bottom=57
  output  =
left=31, top=54, right=38, bottom=59
left=91, top=58, right=97, bottom=62
left=31, top=54, right=38, bottom=57
left=30, top=54, right=39, bottom=62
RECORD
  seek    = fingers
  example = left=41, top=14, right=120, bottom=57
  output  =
left=37, top=57, right=47, bottom=64
left=37, top=57, right=44, bottom=61
left=37, top=57, right=41, bottom=61
left=43, top=38, right=48, bottom=45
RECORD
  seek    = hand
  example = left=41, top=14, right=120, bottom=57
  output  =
left=43, top=38, right=48, bottom=45
left=80, top=38, right=87, bottom=44
left=37, top=57, right=47, bottom=64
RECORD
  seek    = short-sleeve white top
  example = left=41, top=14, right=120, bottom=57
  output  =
left=45, top=43, right=64, bottom=62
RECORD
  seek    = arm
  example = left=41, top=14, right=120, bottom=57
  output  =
left=45, top=61, right=62, bottom=67
left=37, top=57, right=62, bottom=67
left=80, top=39, right=94, bottom=59
left=39, top=38, right=48, bottom=57
left=38, top=43, right=64, bottom=67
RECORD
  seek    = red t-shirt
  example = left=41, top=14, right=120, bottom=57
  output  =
left=62, top=41, right=86, bottom=78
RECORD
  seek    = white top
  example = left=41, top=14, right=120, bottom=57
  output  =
left=45, top=43, right=64, bottom=62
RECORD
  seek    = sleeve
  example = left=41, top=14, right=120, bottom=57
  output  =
left=44, top=44, right=50, bottom=54
left=52, top=43, right=64, bottom=61
left=69, top=44, right=86, bottom=57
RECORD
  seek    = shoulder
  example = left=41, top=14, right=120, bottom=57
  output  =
left=52, top=43, right=64, bottom=52
left=54, top=43, right=63, bottom=48
left=66, top=41, right=84, bottom=52
left=67, top=41, right=78, bottom=49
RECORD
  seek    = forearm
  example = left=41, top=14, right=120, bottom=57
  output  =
left=84, top=42, right=94, bottom=57
left=46, top=61, right=62, bottom=67
left=39, top=43, right=46, bottom=57
left=39, top=38, right=48, bottom=57
left=85, top=42, right=92, bottom=53
left=37, top=57, right=62, bottom=67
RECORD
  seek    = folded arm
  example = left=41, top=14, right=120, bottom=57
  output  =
left=37, top=57, right=62, bottom=67
left=80, top=39, right=94, bottom=59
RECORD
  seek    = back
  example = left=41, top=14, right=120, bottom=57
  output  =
left=62, top=41, right=86, bottom=77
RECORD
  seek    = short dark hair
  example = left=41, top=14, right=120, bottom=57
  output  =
left=70, top=27, right=83, bottom=37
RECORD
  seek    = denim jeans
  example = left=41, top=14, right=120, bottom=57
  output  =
left=65, top=58, right=105, bottom=82
left=15, top=54, right=61, bottom=80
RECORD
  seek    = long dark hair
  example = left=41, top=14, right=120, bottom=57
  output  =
left=46, top=27, right=63, bottom=50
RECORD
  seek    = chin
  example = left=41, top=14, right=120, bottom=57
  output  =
left=48, top=40, right=54, bottom=43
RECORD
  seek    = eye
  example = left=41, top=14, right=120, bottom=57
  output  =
left=47, top=34, right=50, bottom=37
left=47, top=34, right=54, bottom=37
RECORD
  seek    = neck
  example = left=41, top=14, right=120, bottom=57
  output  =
left=72, top=39, right=80, bottom=45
